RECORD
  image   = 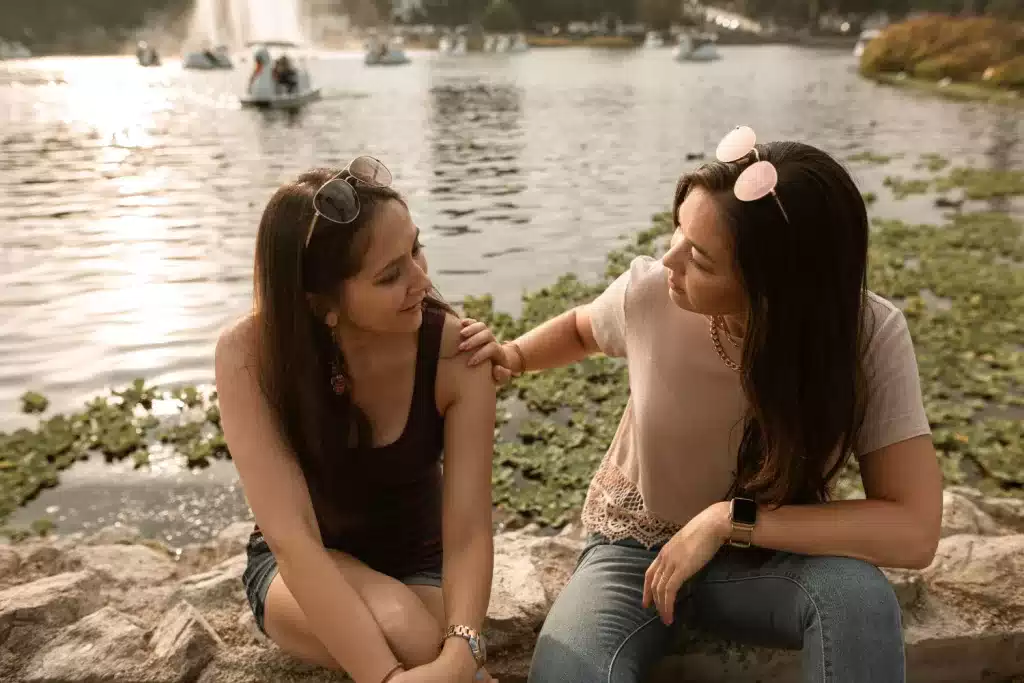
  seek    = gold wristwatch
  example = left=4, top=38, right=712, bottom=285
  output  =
left=444, top=624, right=487, bottom=668
left=728, top=497, right=757, bottom=548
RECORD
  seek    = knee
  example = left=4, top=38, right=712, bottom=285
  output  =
left=374, top=596, right=443, bottom=668
left=530, top=629, right=607, bottom=683
left=808, top=557, right=902, bottom=635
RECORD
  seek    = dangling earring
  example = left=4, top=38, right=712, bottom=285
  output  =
left=324, top=310, right=346, bottom=394
left=329, top=358, right=347, bottom=395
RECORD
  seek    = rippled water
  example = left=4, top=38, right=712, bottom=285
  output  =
left=1, top=46, right=1021, bottom=542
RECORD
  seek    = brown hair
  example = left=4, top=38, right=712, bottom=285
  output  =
left=673, top=142, right=871, bottom=506
left=252, top=167, right=449, bottom=476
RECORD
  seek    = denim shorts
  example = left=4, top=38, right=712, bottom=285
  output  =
left=241, top=531, right=443, bottom=635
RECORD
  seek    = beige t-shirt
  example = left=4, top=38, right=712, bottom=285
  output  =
left=580, top=256, right=932, bottom=547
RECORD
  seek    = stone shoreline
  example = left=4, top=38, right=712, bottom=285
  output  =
left=1, top=486, right=1024, bottom=682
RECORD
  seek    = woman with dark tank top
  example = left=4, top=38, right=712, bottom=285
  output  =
left=215, top=158, right=501, bottom=683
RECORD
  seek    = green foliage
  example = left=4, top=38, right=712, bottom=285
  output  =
left=860, top=15, right=1024, bottom=88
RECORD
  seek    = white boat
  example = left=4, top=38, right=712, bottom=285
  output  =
left=240, top=41, right=321, bottom=109
left=1, top=40, right=33, bottom=60
left=643, top=31, right=665, bottom=48
left=853, top=29, right=882, bottom=59
left=672, top=32, right=721, bottom=62
left=439, top=34, right=468, bottom=55
left=135, top=41, right=161, bottom=67
left=365, top=36, right=410, bottom=66
left=509, top=33, right=529, bottom=53
left=183, top=45, right=233, bottom=70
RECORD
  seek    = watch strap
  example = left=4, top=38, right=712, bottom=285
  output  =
left=444, top=624, right=485, bottom=666
left=728, top=497, right=757, bottom=548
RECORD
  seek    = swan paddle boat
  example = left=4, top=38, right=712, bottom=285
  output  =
left=240, top=41, right=321, bottom=109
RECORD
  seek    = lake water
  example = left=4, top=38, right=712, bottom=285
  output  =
left=1, top=45, right=1021, bottom=543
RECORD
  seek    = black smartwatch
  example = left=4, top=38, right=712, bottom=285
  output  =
left=728, top=497, right=757, bottom=548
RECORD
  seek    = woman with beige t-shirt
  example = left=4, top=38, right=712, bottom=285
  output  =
left=461, top=128, right=942, bottom=683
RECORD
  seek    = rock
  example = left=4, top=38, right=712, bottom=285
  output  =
left=69, top=543, right=176, bottom=584
left=0, top=547, right=20, bottom=580
left=236, top=606, right=269, bottom=645
left=940, top=490, right=1004, bottom=537
left=883, top=568, right=926, bottom=609
left=922, top=534, right=1024, bottom=620
left=196, top=646, right=346, bottom=683
left=85, top=524, right=143, bottom=545
left=23, top=545, right=65, bottom=574
left=973, top=497, right=1024, bottom=534
left=174, top=554, right=247, bottom=609
left=149, top=601, right=223, bottom=681
left=22, top=606, right=147, bottom=683
left=216, top=521, right=255, bottom=556
left=0, top=571, right=97, bottom=642
left=5, top=511, right=1024, bottom=683
left=487, top=533, right=550, bottom=649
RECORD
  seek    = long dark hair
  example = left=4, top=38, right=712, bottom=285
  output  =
left=673, top=142, right=871, bottom=506
left=252, top=167, right=448, bottom=476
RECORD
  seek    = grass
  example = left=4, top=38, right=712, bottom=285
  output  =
left=866, top=72, right=1022, bottom=106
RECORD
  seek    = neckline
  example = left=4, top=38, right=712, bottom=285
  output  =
left=364, top=307, right=436, bottom=451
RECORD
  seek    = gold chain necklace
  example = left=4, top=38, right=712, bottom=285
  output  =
left=707, top=315, right=740, bottom=372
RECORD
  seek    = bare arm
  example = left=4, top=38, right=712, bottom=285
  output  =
left=434, top=325, right=498, bottom=677
left=503, top=305, right=601, bottom=374
left=215, top=323, right=402, bottom=683
left=737, top=435, right=943, bottom=569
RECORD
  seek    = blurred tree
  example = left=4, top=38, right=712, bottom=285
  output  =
left=482, top=0, right=524, bottom=30
left=637, top=0, right=681, bottom=29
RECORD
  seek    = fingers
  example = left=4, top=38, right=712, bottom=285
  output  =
left=468, top=342, right=498, bottom=367
left=657, top=566, right=683, bottom=625
left=492, top=365, right=512, bottom=385
left=459, top=319, right=487, bottom=339
left=461, top=329, right=497, bottom=355
left=642, top=554, right=661, bottom=610
left=645, top=554, right=681, bottom=625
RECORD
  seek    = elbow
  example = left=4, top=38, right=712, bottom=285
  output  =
left=904, top=534, right=939, bottom=570
left=899, top=519, right=941, bottom=570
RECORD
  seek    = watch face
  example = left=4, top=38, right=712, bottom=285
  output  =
left=470, top=634, right=486, bottom=662
left=732, top=497, right=757, bottom=525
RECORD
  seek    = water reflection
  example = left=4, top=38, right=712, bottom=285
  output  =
left=427, top=80, right=526, bottom=243
left=1, top=47, right=1022, bottom=427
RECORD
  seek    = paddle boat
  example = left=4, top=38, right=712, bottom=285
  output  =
left=672, top=32, right=721, bottom=62
left=508, top=33, right=529, bottom=53
left=183, top=45, right=233, bottom=70
left=643, top=31, right=665, bottom=48
left=439, top=33, right=467, bottom=55
left=240, top=41, right=321, bottom=109
left=365, top=36, right=410, bottom=66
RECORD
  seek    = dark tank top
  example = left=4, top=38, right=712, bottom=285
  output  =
left=257, top=304, right=446, bottom=579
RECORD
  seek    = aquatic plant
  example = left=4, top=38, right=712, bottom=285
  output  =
left=0, top=160, right=1021, bottom=532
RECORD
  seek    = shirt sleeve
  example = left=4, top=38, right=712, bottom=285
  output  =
left=855, top=307, right=933, bottom=457
left=586, top=267, right=632, bottom=358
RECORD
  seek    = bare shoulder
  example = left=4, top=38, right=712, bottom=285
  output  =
left=215, top=314, right=258, bottom=375
left=435, top=311, right=494, bottom=410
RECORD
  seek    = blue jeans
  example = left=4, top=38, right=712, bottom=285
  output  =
left=529, top=535, right=904, bottom=683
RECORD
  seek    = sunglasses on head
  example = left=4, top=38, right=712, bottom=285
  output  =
left=715, top=125, right=790, bottom=223
left=304, top=155, right=393, bottom=248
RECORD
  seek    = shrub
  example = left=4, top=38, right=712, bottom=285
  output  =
left=860, top=14, right=1024, bottom=84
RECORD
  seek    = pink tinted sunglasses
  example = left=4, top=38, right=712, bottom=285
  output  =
left=715, top=125, right=790, bottom=223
